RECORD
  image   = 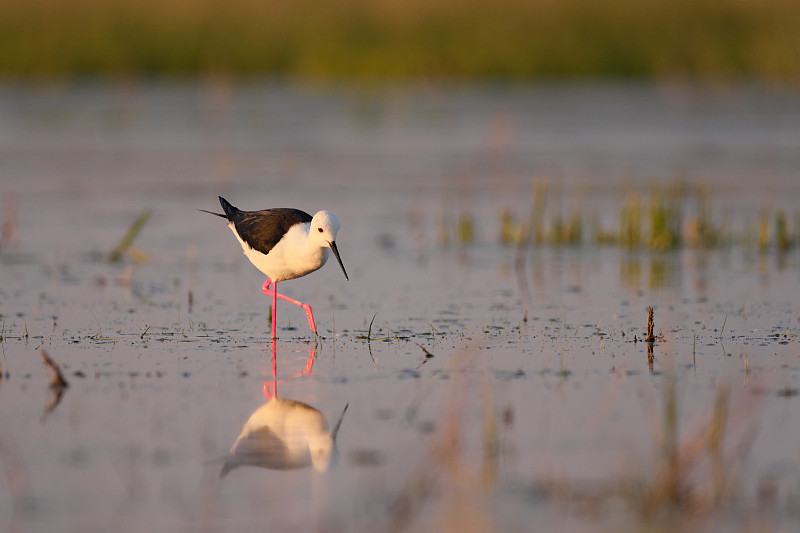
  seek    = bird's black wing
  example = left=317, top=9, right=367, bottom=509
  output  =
left=235, top=208, right=313, bottom=255
left=221, top=426, right=294, bottom=476
left=218, top=197, right=313, bottom=255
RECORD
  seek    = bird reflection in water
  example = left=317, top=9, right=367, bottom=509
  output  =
left=221, top=342, right=348, bottom=477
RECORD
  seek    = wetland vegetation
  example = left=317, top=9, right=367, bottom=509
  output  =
left=2, top=0, right=800, bottom=80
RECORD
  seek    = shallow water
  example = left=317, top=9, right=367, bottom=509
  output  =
left=1, top=80, right=799, bottom=532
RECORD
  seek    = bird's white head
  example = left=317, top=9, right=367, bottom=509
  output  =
left=309, top=433, right=336, bottom=472
left=310, top=210, right=348, bottom=281
left=310, top=210, right=341, bottom=243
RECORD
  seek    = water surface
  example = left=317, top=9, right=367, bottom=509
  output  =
left=1, top=81, right=799, bottom=532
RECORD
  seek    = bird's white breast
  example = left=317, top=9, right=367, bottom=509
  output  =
left=229, top=222, right=328, bottom=282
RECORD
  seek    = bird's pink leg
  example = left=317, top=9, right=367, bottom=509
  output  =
left=262, top=279, right=278, bottom=340
left=272, top=282, right=278, bottom=339
left=262, top=278, right=317, bottom=337
left=263, top=340, right=278, bottom=399
left=287, top=345, right=318, bottom=379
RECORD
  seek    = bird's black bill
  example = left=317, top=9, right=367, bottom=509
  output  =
left=330, top=241, right=349, bottom=281
left=332, top=403, right=349, bottom=441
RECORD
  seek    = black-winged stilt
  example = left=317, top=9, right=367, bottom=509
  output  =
left=201, top=196, right=348, bottom=339
left=221, top=396, right=348, bottom=475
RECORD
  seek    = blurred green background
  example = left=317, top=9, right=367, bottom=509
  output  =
left=1, top=0, right=799, bottom=79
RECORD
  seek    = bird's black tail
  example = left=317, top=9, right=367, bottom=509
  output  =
left=218, top=196, right=239, bottom=221
left=197, top=209, right=226, bottom=218
left=197, top=196, right=239, bottom=220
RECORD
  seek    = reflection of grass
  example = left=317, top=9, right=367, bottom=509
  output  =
left=382, top=345, right=763, bottom=532
left=537, top=378, right=757, bottom=530
left=385, top=349, right=497, bottom=531
left=623, top=379, right=755, bottom=528
left=2, top=0, right=800, bottom=78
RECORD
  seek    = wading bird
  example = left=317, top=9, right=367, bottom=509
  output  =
left=201, top=196, right=348, bottom=339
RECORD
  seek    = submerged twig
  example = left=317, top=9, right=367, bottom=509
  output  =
left=108, top=208, right=152, bottom=262
left=40, top=349, right=68, bottom=389
left=645, top=306, right=657, bottom=369
left=362, top=313, right=378, bottom=366
left=645, top=306, right=656, bottom=343
left=414, top=342, right=434, bottom=369
left=415, top=342, right=434, bottom=359
left=367, top=312, right=378, bottom=343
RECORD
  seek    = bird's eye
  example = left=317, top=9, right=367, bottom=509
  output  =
left=318, top=227, right=324, bottom=233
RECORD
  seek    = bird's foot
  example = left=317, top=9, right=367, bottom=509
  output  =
left=302, top=304, right=317, bottom=336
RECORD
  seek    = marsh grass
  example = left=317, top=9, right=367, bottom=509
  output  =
left=499, top=209, right=518, bottom=245
left=758, top=208, right=772, bottom=253
left=2, top=0, right=800, bottom=79
left=754, top=207, right=797, bottom=253
left=457, top=215, right=476, bottom=245
left=507, top=180, right=547, bottom=250
left=686, top=185, right=724, bottom=248
left=600, top=182, right=686, bottom=251
left=496, top=180, right=796, bottom=254
left=591, top=213, right=617, bottom=246
left=549, top=211, right=582, bottom=245
left=775, top=209, right=792, bottom=252
left=619, top=193, right=644, bottom=249
left=647, top=184, right=683, bottom=251
left=108, top=209, right=151, bottom=263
